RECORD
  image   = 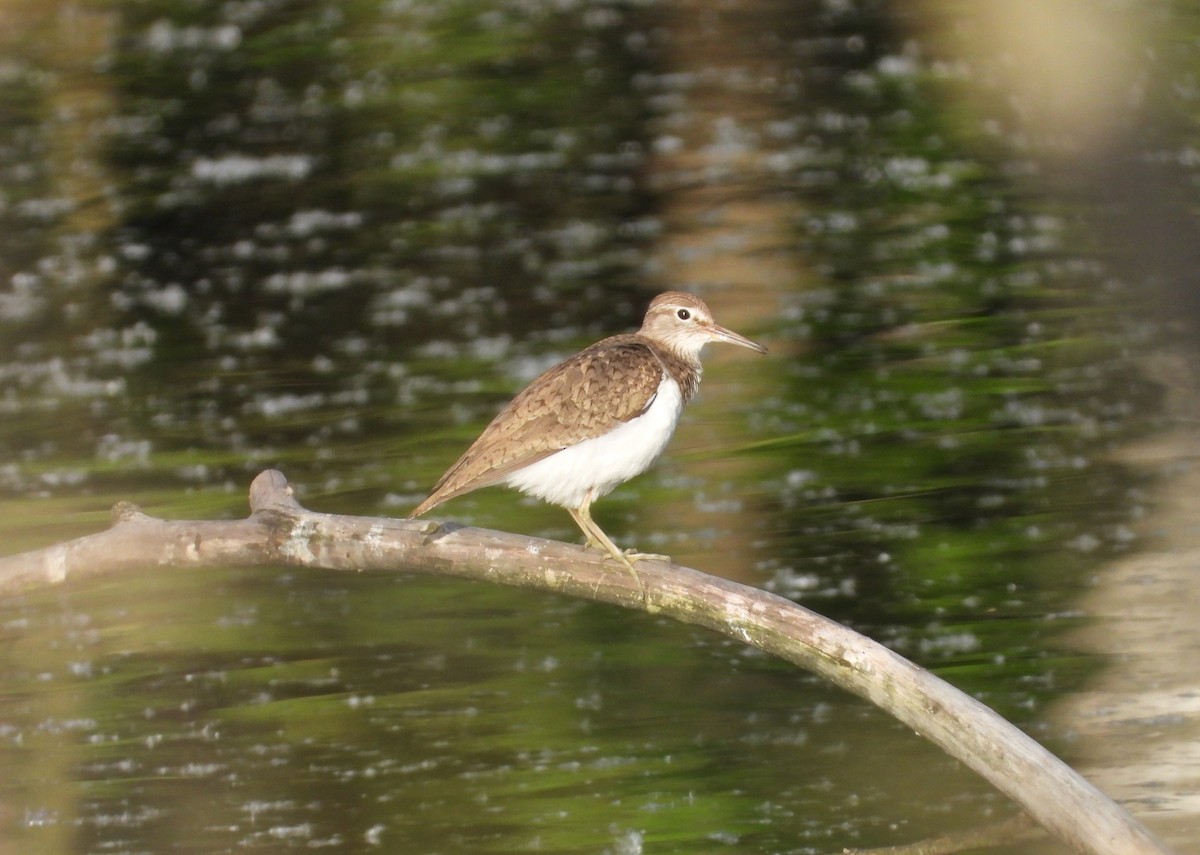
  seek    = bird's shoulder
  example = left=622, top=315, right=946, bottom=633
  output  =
left=500, top=334, right=668, bottom=439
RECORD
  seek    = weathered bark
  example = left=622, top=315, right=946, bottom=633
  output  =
left=0, top=470, right=1175, bottom=855
left=842, top=814, right=1039, bottom=855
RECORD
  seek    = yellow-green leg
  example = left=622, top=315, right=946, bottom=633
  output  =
left=567, top=503, right=646, bottom=595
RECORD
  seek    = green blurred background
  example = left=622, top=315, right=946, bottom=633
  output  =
left=1, top=0, right=1196, bottom=852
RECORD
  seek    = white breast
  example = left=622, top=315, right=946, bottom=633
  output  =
left=503, top=375, right=685, bottom=510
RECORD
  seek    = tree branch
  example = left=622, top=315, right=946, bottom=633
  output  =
left=0, top=470, right=1175, bottom=855
left=840, top=814, right=1038, bottom=855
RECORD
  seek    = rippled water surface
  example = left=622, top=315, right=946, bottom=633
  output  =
left=2, top=0, right=1196, bottom=852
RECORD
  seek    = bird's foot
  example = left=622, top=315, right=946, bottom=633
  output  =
left=622, top=548, right=672, bottom=565
left=581, top=541, right=647, bottom=597
left=610, top=555, right=646, bottom=599
left=581, top=540, right=669, bottom=566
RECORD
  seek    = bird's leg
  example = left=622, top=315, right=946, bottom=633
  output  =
left=567, top=504, right=631, bottom=567
left=569, top=511, right=608, bottom=554
left=567, top=504, right=646, bottom=595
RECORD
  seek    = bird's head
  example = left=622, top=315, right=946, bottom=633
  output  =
left=640, top=291, right=766, bottom=360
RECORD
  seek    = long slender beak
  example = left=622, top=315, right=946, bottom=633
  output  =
left=706, top=323, right=767, bottom=354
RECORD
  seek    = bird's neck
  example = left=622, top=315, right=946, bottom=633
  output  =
left=639, top=337, right=702, bottom=403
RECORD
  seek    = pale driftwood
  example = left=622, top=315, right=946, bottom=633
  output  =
left=0, top=470, right=1174, bottom=855
left=842, top=814, right=1038, bottom=854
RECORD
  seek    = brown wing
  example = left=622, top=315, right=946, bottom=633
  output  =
left=410, top=335, right=665, bottom=516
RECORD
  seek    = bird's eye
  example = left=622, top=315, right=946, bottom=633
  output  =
left=676, top=308, right=691, bottom=321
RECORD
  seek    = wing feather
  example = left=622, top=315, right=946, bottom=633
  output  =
left=410, top=335, right=665, bottom=515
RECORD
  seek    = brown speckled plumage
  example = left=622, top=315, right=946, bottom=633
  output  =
left=409, top=291, right=765, bottom=583
left=410, top=334, right=699, bottom=515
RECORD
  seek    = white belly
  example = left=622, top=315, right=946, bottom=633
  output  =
left=503, top=376, right=685, bottom=509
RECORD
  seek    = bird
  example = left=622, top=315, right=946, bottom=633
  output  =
left=409, top=291, right=766, bottom=588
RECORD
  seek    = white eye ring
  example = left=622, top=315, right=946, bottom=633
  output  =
left=676, top=308, right=691, bottom=321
